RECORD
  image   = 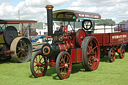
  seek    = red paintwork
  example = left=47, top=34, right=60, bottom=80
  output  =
left=76, top=48, right=82, bottom=63
left=3, top=50, right=13, bottom=53
left=58, top=33, right=75, bottom=52
left=71, top=48, right=82, bottom=63
left=71, top=49, right=75, bottom=63
left=90, top=32, right=128, bottom=46
left=76, top=29, right=86, bottom=47
left=49, top=56, right=56, bottom=67
left=59, top=41, right=75, bottom=51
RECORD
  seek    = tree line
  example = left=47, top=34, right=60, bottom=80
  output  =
left=119, top=20, right=128, bottom=24
left=95, top=19, right=128, bottom=26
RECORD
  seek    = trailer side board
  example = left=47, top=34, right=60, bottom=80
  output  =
left=90, top=32, right=128, bottom=46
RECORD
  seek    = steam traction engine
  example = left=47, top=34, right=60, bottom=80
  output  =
left=0, top=20, right=37, bottom=63
left=30, top=5, right=127, bottom=79
left=30, top=5, right=100, bottom=79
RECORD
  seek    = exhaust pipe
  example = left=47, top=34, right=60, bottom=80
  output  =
left=45, top=5, right=54, bottom=36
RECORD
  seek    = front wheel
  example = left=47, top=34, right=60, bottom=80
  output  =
left=56, top=51, right=72, bottom=80
left=30, top=51, right=47, bottom=78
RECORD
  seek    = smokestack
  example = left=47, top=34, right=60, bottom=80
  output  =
left=45, top=5, right=54, bottom=36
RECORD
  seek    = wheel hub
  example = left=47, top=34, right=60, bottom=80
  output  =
left=21, top=48, right=25, bottom=52
left=36, top=63, right=42, bottom=67
left=90, top=51, right=94, bottom=56
left=64, top=63, right=68, bottom=68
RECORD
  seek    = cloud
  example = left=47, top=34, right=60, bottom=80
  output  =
left=48, top=0, right=70, bottom=6
left=69, top=0, right=128, bottom=23
left=0, top=0, right=70, bottom=22
left=16, top=0, right=50, bottom=21
left=0, top=2, right=18, bottom=19
left=0, top=0, right=127, bottom=23
left=17, top=0, right=49, bottom=8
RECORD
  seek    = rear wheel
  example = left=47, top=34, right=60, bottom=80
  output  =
left=81, top=36, right=100, bottom=71
left=30, top=51, right=47, bottom=78
left=108, top=47, right=115, bottom=62
left=119, top=45, right=125, bottom=59
left=56, top=51, right=72, bottom=79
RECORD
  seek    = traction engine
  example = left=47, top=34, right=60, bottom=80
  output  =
left=0, top=20, right=36, bottom=63
left=30, top=5, right=100, bottom=79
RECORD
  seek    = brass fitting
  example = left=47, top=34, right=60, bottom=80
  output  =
left=45, top=5, right=54, bottom=9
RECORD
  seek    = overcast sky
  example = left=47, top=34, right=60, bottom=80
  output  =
left=0, top=0, right=128, bottom=23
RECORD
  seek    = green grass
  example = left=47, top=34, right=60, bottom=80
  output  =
left=0, top=53, right=128, bottom=85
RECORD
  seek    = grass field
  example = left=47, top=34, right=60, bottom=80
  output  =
left=0, top=52, right=128, bottom=85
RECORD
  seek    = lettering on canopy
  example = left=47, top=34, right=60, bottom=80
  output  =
left=75, top=13, right=101, bottom=19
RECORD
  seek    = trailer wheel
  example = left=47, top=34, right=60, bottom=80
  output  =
left=30, top=51, right=47, bottom=78
left=56, top=51, right=72, bottom=79
left=108, top=47, right=115, bottom=62
left=10, top=37, right=32, bottom=63
left=81, top=36, right=100, bottom=71
left=119, top=45, right=125, bottom=59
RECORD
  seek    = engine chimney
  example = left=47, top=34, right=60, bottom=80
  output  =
left=45, top=5, right=54, bottom=36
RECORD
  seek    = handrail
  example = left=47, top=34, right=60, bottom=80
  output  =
left=93, top=24, right=127, bottom=34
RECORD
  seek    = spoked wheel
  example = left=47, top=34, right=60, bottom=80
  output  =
left=10, top=37, right=32, bottom=63
left=56, top=51, right=72, bottom=80
left=81, top=36, right=100, bottom=71
left=119, top=45, right=125, bottom=59
left=108, top=47, right=115, bottom=62
left=30, top=51, right=47, bottom=78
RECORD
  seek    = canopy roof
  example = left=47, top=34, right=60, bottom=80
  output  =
left=53, top=9, right=101, bottom=21
left=0, top=19, right=37, bottom=24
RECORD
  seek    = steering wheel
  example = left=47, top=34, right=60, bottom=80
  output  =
left=82, top=20, right=92, bottom=30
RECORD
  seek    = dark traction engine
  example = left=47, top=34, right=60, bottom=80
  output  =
left=30, top=5, right=100, bottom=79
left=0, top=26, right=32, bottom=63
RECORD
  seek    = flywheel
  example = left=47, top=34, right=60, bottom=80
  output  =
left=3, top=26, right=18, bottom=45
left=76, top=29, right=86, bottom=47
